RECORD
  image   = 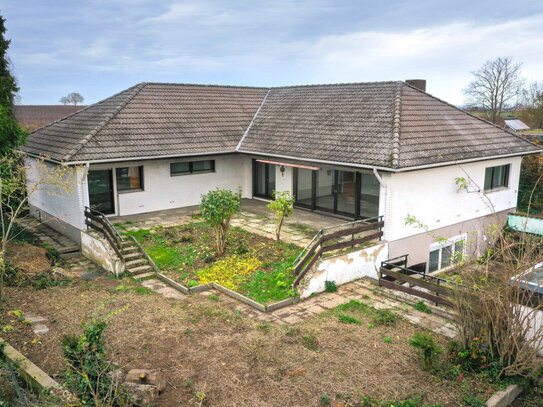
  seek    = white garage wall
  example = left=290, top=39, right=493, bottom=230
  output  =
left=90, top=154, right=252, bottom=216
left=385, top=157, right=521, bottom=242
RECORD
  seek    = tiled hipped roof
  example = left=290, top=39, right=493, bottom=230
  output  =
left=23, top=81, right=541, bottom=169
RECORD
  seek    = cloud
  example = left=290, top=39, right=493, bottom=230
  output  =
left=5, top=0, right=543, bottom=104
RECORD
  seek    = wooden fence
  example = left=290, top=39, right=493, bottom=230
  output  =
left=378, top=263, right=454, bottom=307
left=292, top=218, right=384, bottom=288
left=84, top=206, right=124, bottom=262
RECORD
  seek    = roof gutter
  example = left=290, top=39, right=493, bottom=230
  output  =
left=16, top=151, right=65, bottom=165
left=393, top=150, right=543, bottom=172
left=63, top=150, right=237, bottom=165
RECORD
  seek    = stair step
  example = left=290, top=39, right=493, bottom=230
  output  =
left=128, top=265, right=153, bottom=275
left=122, top=246, right=138, bottom=253
left=124, top=252, right=141, bottom=260
left=126, top=259, right=147, bottom=268
left=134, top=272, right=155, bottom=280
left=121, top=240, right=132, bottom=247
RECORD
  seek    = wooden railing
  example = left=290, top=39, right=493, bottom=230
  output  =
left=292, top=217, right=384, bottom=287
left=378, top=258, right=454, bottom=307
left=84, top=206, right=124, bottom=262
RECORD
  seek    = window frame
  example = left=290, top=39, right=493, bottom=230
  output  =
left=115, top=165, right=144, bottom=193
left=428, top=234, right=466, bottom=273
left=484, top=164, right=510, bottom=191
left=170, top=160, right=215, bottom=176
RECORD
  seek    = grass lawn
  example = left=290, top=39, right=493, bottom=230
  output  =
left=1, top=273, right=508, bottom=407
left=125, top=222, right=302, bottom=304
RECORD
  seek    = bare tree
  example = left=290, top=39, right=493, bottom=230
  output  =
left=463, top=57, right=524, bottom=124
left=520, top=81, right=543, bottom=129
left=0, top=153, right=74, bottom=302
left=59, top=92, right=84, bottom=106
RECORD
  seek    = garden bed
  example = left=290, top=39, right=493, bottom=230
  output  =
left=125, top=222, right=302, bottom=304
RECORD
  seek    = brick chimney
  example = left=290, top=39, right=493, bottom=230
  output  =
left=406, top=79, right=426, bottom=92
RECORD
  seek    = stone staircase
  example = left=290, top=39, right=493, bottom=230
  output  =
left=121, top=240, right=156, bottom=280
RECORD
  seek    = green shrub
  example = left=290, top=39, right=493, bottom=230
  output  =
left=373, top=309, right=397, bottom=326
left=320, top=393, right=331, bottom=405
left=409, top=332, right=442, bottom=370
left=267, top=190, right=295, bottom=241
left=324, top=280, right=337, bottom=293
left=199, top=188, right=242, bottom=255
left=338, top=313, right=362, bottom=324
left=383, top=337, right=392, bottom=343
left=412, top=301, right=432, bottom=313
left=61, top=317, right=130, bottom=405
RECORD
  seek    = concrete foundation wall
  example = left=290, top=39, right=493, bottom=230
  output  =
left=81, top=231, right=124, bottom=275
left=388, top=209, right=512, bottom=266
left=299, top=242, right=388, bottom=298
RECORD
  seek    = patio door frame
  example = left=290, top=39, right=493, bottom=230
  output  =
left=87, top=169, right=115, bottom=215
left=294, top=168, right=363, bottom=219
left=252, top=159, right=275, bottom=200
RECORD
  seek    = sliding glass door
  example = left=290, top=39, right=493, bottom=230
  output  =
left=253, top=160, right=276, bottom=199
left=294, top=167, right=379, bottom=219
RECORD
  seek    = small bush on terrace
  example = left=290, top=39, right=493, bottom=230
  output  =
left=199, top=188, right=242, bottom=256
left=267, top=190, right=295, bottom=241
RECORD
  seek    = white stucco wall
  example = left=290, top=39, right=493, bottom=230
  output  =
left=81, top=231, right=125, bottom=275
left=25, top=157, right=86, bottom=242
left=90, top=154, right=252, bottom=216
left=274, top=165, right=293, bottom=193
left=299, top=242, right=389, bottom=298
left=384, top=157, right=521, bottom=242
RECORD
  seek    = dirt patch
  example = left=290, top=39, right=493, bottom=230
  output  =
left=1, top=270, right=497, bottom=407
left=5, top=242, right=51, bottom=275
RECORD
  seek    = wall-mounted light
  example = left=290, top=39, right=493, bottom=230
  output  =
left=280, top=165, right=285, bottom=177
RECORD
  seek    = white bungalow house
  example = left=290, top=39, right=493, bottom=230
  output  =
left=21, top=80, right=542, bottom=272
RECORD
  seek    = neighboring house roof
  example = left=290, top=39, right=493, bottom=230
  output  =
left=13, top=105, right=86, bottom=131
left=504, top=117, right=530, bottom=131
left=22, top=81, right=542, bottom=170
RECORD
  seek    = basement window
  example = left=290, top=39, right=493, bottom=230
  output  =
left=428, top=235, right=466, bottom=273
left=170, top=160, right=215, bottom=176
left=484, top=164, right=510, bottom=191
left=116, top=166, right=143, bottom=192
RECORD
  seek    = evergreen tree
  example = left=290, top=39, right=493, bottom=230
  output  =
left=0, top=14, right=25, bottom=154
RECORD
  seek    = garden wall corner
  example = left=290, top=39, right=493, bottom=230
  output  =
left=299, top=242, right=388, bottom=298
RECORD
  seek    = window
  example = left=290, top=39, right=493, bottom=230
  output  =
left=116, top=166, right=143, bottom=191
left=170, top=160, right=215, bottom=176
left=428, top=235, right=466, bottom=273
left=484, top=164, right=510, bottom=191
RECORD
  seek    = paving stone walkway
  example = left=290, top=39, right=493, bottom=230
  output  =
left=23, top=313, right=50, bottom=336
left=109, top=199, right=346, bottom=247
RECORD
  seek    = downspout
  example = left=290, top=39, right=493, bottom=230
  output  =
left=79, top=163, right=90, bottom=228
left=373, top=168, right=388, bottom=241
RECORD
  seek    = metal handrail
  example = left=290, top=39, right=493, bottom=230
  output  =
left=381, top=259, right=449, bottom=285
left=292, top=215, right=384, bottom=266
left=84, top=206, right=124, bottom=242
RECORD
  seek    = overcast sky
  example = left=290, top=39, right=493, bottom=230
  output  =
left=3, top=0, right=543, bottom=105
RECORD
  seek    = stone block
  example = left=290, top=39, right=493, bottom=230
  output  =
left=125, top=369, right=166, bottom=391
left=124, top=382, right=159, bottom=406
